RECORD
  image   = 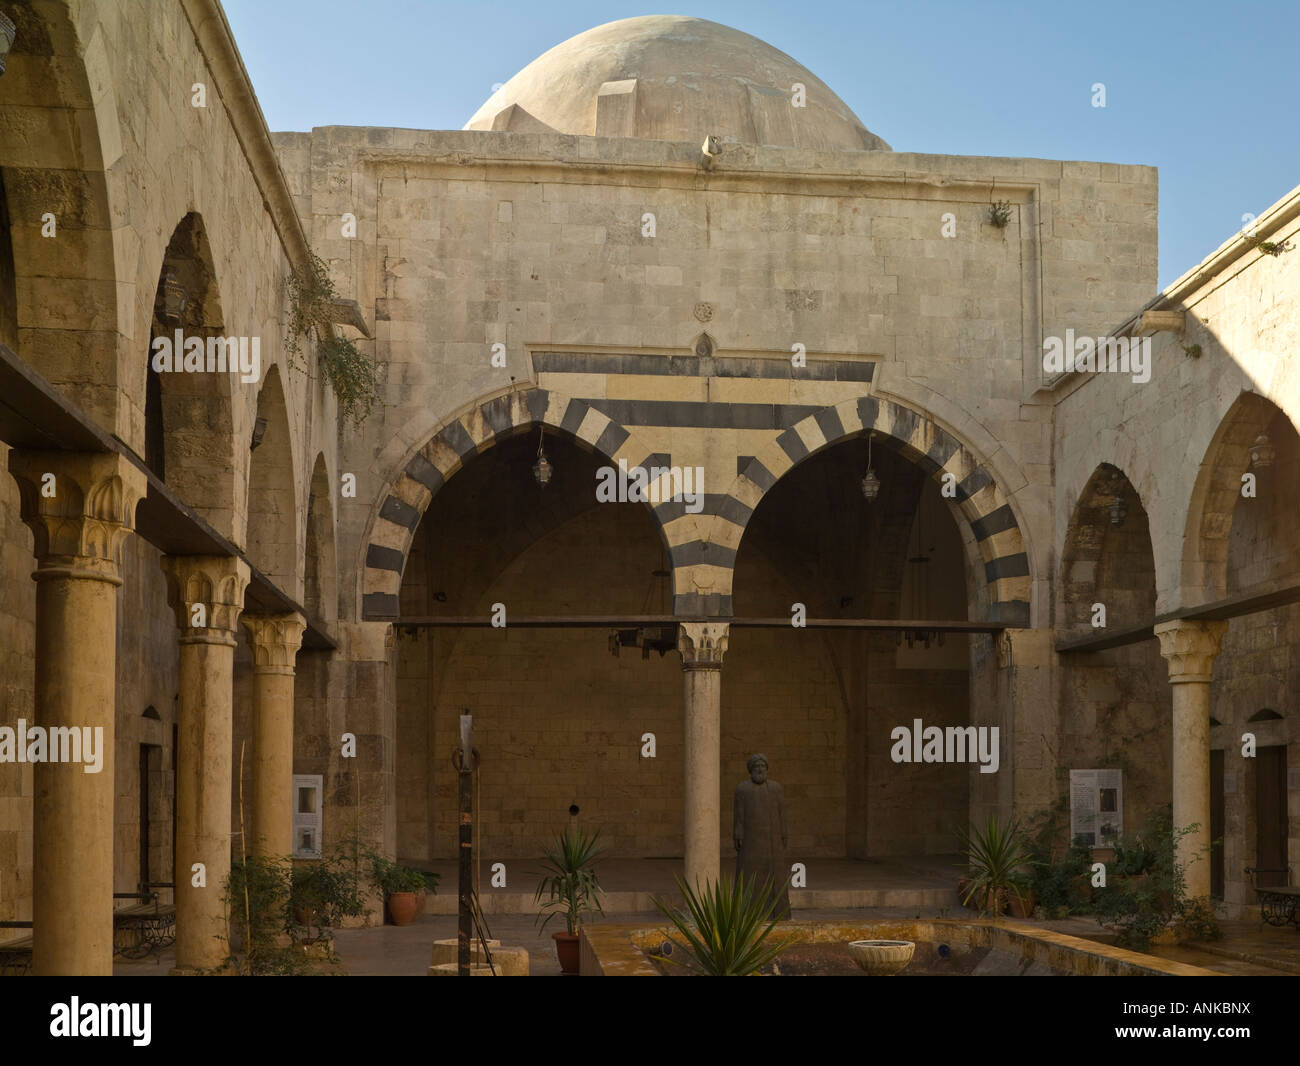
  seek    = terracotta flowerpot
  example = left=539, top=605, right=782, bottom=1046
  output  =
left=553, top=931, right=581, bottom=975
left=293, top=904, right=318, bottom=929
left=1007, top=888, right=1036, bottom=919
left=387, top=891, right=420, bottom=926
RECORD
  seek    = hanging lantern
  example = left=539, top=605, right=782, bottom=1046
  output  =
left=1109, top=493, right=1127, bottom=527
left=861, top=433, right=880, bottom=502
left=157, top=269, right=188, bottom=324
left=532, top=425, right=553, bottom=486
left=1249, top=433, right=1276, bottom=470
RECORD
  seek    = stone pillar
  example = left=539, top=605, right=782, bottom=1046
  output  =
left=7, top=452, right=146, bottom=975
left=677, top=622, right=728, bottom=891
left=241, top=614, right=306, bottom=857
left=1155, top=619, right=1227, bottom=900
left=162, top=555, right=249, bottom=973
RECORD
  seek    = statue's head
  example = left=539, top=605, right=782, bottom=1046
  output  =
left=747, top=753, right=768, bottom=784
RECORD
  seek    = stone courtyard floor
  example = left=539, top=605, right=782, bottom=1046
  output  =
left=109, top=907, right=1300, bottom=976
left=105, top=854, right=1300, bottom=976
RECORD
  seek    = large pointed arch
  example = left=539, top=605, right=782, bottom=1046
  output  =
left=359, top=386, right=671, bottom=620
left=704, top=394, right=1032, bottom=626
left=0, top=2, right=123, bottom=430
left=1181, top=390, right=1300, bottom=606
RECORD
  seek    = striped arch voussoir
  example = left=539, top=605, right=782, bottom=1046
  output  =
left=715, top=395, right=1030, bottom=626
left=361, top=388, right=650, bottom=620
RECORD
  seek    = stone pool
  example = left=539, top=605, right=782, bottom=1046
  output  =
left=579, top=919, right=1220, bottom=976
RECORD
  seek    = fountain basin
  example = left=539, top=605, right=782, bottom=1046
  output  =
left=848, top=939, right=915, bottom=975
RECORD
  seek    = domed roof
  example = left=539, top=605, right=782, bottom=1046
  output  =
left=464, top=15, right=889, bottom=152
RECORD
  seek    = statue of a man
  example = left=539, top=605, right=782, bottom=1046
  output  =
left=733, top=753, right=790, bottom=919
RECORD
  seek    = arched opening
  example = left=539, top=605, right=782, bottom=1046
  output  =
left=0, top=1, right=121, bottom=429
left=732, top=435, right=972, bottom=860
left=1191, top=396, right=1300, bottom=906
left=1058, top=463, right=1167, bottom=841
left=394, top=426, right=675, bottom=864
left=144, top=213, right=239, bottom=536
left=246, top=364, right=298, bottom=596
left=304, top=453, right=337, bottom=624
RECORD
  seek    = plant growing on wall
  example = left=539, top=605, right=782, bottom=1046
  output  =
left=1244, top=233, right=1293, bottom=258
left=988, top=200, right=1013, bottom=228
left=285, top=251, right=377, bottom=426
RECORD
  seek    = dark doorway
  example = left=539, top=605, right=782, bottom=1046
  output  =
left=1256, top=746, right=1288, bottom=888
left=1210, top=749, right=1224, bottom=899
left=138, top=744, right=151, bottom=889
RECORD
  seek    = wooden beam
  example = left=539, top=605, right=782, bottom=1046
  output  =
left=0, top=343, right=336, bottom=651
left=1056, top=579, right=1300, bottom=654
left=396, top=615, right=1003, bottom=632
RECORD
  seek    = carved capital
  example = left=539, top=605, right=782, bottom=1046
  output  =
left=677, top=621, right=729, bottom=669
left=7, top=451, right=147, bottom=583
left=161, top=555, right=250, bottom=644
left=241, top=613, right=306, bottom=673
left=1155, top=619, right=1228, bottom=682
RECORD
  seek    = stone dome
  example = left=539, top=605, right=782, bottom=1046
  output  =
left=464, top=15, right=890, bottom=152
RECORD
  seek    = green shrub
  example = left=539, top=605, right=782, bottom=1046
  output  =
left=1092, top=806, right=1198, bottom=950
left=652, top=874, right=791, bottom=976
left=370, top=855, right=438, bottom=896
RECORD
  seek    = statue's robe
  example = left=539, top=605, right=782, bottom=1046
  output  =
left=732, top=778, right=790, bottom=918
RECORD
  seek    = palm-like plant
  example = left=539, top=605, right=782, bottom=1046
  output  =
left=534, top=826, right=606, bottom=935
left=958, top=815, right=1035, bottom=918
left=652, top=874, right=792, bottom=976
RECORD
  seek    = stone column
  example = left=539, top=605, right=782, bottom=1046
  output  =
left=7, top=452, right=146, bottom=975
left=241, top=614, right=306, bottom=858
left=1155, top=619, right=1227, bottom=900
left=677, top=622, right=728, bottom=891
left=162, top=555, right=249, bottom=973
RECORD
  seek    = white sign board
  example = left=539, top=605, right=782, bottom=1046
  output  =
left=1069, top=768, right=1123, bottom=847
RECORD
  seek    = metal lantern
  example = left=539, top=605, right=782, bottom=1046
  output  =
left=157, top=269, right=188, bottom=324
left=1109, top=493, right=1127, bottom=527
left=861, top=433, right=880, bottom=502
left=0, top=14, right=15, bottom=77
left=1249, top=433, right=1276, bottom=470
left=532, top=426, right=552, bottom=486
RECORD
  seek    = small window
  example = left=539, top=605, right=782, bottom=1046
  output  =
left=292, top=774, right=323, bottom=859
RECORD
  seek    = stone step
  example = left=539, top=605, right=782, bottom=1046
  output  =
left=425, top=886, right=959, bottom=915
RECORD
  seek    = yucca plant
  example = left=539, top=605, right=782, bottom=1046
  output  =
left=533, top=826, right=606, bottom=935
left=652, top=873, right=792, bottom=976
left=958, top=815, right=1035, bottom=918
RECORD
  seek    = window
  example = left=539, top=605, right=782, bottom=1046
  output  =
left=292, top=774, right=323, bottom=859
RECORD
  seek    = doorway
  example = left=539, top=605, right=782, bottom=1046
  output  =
left=1256, top=746, right=1289, bottom=888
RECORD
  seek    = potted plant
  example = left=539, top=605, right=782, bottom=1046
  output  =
left=957, top=815, right=1035, bottom=919
left=290, top=856, right=365, bottom=940
left=534, top=826, right=605, bottom=974
left=371, top=856, right=438, bottom=926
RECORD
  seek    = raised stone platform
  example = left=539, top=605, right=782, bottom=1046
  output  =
left=414, top=855, right=963, bottom=915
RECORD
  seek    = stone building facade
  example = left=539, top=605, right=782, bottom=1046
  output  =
left=0, top=7, right=1294, bottom=974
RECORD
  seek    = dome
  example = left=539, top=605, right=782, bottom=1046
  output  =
left=464, top=15, right=890, bottom=152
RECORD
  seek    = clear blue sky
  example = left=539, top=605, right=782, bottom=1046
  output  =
left=222, top=0, right=1300, bottom=290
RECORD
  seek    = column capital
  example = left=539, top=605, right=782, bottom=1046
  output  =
left=677, top=621, right=729, bottom=670
left=162, top=555, right=250, bottom=644
left=7, top=451, right=147, bottom=584
left=241, top=613, right=306, bottom=674
left=1154, top=619, right=1228, bottom=682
